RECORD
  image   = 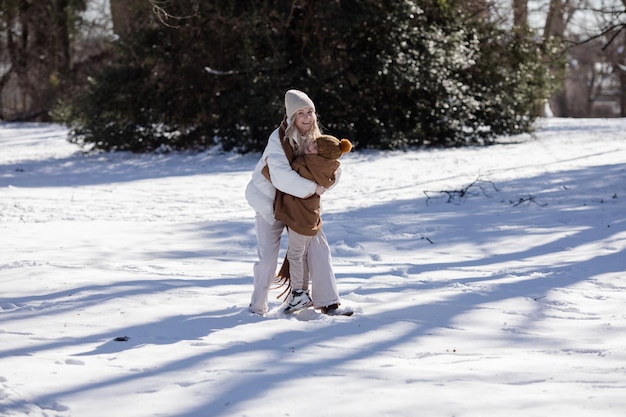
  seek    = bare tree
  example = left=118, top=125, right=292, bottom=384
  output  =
left=0, top=0, right=89, bottom=120
left=567, top=0, right=626, bottom=116
left=0, top=1, right=118, bottom=121
left=1, top=1, right=54, bottom=120
left=543, top=0, right=578, bottom=116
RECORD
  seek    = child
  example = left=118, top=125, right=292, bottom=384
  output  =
left=274, top=134, right=352, bottom=312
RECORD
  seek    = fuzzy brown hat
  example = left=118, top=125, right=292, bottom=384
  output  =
left=315, top=135, right=352, bottom=160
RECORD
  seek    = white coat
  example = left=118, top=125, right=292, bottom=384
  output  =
left=245, top=127, right=317, bottom=224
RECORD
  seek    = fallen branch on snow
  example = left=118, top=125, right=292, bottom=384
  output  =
left=424, top=177, right=499, bottom=205
left=510, top=195, right=548, bottom=207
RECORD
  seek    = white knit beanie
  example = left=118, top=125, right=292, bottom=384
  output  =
left=285, top=89, right=315, bottom=120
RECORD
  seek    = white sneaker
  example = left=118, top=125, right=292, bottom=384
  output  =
left=284, top=290, right=313, bottom=313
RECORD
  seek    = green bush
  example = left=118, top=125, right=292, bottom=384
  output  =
left=59, top=0, right=562, bottom=152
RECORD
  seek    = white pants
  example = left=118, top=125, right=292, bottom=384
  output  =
left=249, top=213, right=340, bottom=314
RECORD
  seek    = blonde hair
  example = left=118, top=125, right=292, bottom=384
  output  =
left=284, top=114, right=322, bottom=156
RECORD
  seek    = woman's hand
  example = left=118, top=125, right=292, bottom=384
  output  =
left=315, top=184, right=326, bottom=195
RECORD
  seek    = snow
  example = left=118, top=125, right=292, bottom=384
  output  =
left=1, top=118, right=625, bottom=417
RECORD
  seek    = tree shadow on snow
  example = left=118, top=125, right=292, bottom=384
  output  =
left=1, top=162, right=624, bottom=416
left=166, top=162, right=624, bottom=416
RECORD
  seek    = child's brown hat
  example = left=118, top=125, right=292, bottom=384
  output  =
left=316, top=135, right=353, bottom=160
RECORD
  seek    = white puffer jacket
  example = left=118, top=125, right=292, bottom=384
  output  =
left=245, top=127, right=340, bottom=224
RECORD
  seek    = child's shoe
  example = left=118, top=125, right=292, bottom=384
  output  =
left=283, top=290, right=313, bottom=313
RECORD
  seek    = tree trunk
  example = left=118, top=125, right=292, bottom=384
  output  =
left=544, top=0, right=570, bottom=117
left=621, top=30, right=626, bottom=117
left=618, top=8, right=626, bottom=117
left=513, top=0, right=528, bottom=32
left=53, top=0, right=71, bottom=75
left=110, top=0, right=152, bottom=38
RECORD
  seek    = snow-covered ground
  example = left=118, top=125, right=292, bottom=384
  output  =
left=1, top=118, right=625, bottom=417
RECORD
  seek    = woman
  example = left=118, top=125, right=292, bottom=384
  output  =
left=274, top=135, right=352, bottom=313
left=245, top=89, right=341, bottom=315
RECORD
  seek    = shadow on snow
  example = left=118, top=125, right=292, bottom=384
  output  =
left=0, top=159, right=625, bottom=416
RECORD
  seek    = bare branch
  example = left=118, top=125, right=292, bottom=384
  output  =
left=565, top=22, right=626, bottom=50
left=511, top=195, right=548, bottom=207
left=424, top=177, right=499, bottom=205
left=149, top=0, right=196, bottom=28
